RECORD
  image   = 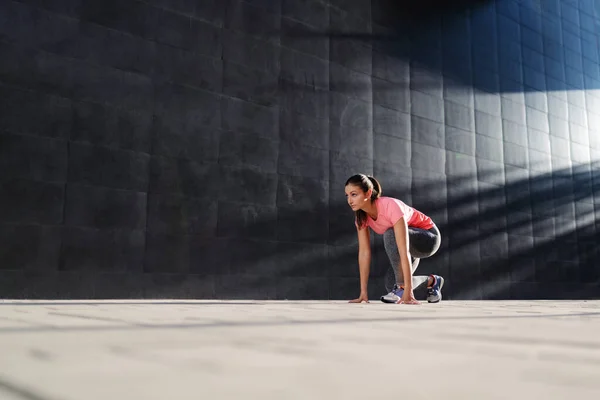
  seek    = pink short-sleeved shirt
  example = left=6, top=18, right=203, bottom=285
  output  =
left=355, top=196, right=434, bottom=234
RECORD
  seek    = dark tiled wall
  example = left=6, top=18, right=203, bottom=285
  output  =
left=0, top=0, right=599, bottom=300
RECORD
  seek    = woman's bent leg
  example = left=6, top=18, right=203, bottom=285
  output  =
left=380, top=229, right=428, bottom=302
left=381, top=225, right=444, bottom=303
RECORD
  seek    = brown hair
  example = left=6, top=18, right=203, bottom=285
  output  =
left=345, top=174, right=382, bottom=228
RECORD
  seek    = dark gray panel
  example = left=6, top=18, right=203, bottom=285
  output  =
left=475, top=110, right=502, bottom=139
left=153, top=126, right=220, bottom=163
left=149, top=236, right=221, bottom=275
left=153, top=82, right=221, bottom=140
left=149, top=156, right=218, bottom=197
left=445, top=126, right=475, bottom=156
left=330, top=92, right=372, bottom=129
left=548, top=114, right=570, bottom=139
left=568, top=103, right=588, bottom=127
left=278, top=140, right=329, bottom=181
left=372, top=76, right=409, bottom=112
left=0, top=1, right=74, bottom=51
left=70, top=56, right=154, bottom=110
left=72, top=101, right=152, bottom=153
left=477, top=158, right=506, bottom=187
left=78, top=0, right=154, bottom=43
left=410, top=69, right=443, bottom=98
left=476, top=134, right=504, bottom=163
left=528, top=148, right=552, bottom=172
left=218, top=165, right=278, bottom=206
left=525, top=106, right=550, bottom=132
left=282, top=0, right=329, bottom=30
left=222, top=97, right=279, bottom=141
left=153, top=84, right=221, bottom=161
left=60, top=227, right=145, bottom=272
left=64, top=184, right=147, bottom=229
left=277, top=175, right=328, bottom=210
left=54, top=22, right=156, bottom=76
left=411, top=114, right=444, bottom=148
left=0, top=84, right=72, bottom=139
left=281, top=17, right=329, bottom=60
left=142, top=274, right=216, bottom=299
left=373, top=160, right=412, bottom=198
left=372, top=51, right=409, bottom=84
left=501, top=96, right=527, bottom=125
left=144, top=0, right=226, bottom=25
left=0, top=132, right=67, bottom=182
left=153, top=7, right=222, bottom=55
left=589, top=110, right=600, bottom=131
left=0, top=224, right=61, bottom=271
left=279, top=108, right=328, bottom=149
left=446, top=151, right=476, bottom=177
left=277, top=204, right=328, bottom=244
left=330, top=38, right=372, bottom=76
left=504, top=142, right=529, bottom=169
left=474, top=91, right=501, bottom=117
left=445, top=100, right=475, bottom=131
left=143, top=233, right=191, bottom=274
left=226, top=0, right=281, bottom=35
left=218, top=130, right=278, bottom=173
left=502, top=119, right=528, bottom=147
left=330, top=123, right=373, bottom=159
left=223, top=61, right=279, bottom=107
left=279, top=79, right=329, bottom=120
left=281, top=46, right=329, bottom=90
left=585, top=91, right=600, bottom=114
left=411, top=90, right=444, bottom=123
left=214, top=274, right=277, bottom=298
left=524, top=90, right=548, bottom=113
left=154, top=44, right=222, bottom=92
left=329, top=152, right=373, bottom=186
left=0, top=180, right=64, bottom=224
left=571, top=142, right=591, bottom=164
left=275, top=277, right=329, bottom=299
left=217, top=201, right=277, bottom=240
left=0, top=43, right=41, bottom=94
left=411, top=142, right=445, bottom=173
left=147, top=195, right=218, bottom=235
left=527, top=128, right=551, bottom=153
left=568, top=88, right=587, bottom=112
left=329, top=0, right=371, bottom=29
left=374, top=133, right=410, bottom=168
left=444, top=81, right=474, bottom=109
left=373, top=105, right=410, bottom=139
left=329, top=62, right=371, bottom=103
left=68, top=142, right=150, bottom=191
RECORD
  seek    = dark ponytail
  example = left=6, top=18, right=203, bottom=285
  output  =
left=345, top=174, right=383, bottom=229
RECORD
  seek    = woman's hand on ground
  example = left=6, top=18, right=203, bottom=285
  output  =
left=398, top=289, right=420, bottom=305
left=349, top=293, right=369, bottom=303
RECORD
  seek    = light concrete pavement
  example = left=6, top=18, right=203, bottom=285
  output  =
left=1, top=299, right=599, bottom=400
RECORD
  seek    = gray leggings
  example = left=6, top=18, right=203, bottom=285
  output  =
left=383, top=224, right=441, bottom=288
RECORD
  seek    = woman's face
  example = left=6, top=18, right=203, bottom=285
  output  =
left=344, top=184, right=371, bottom=211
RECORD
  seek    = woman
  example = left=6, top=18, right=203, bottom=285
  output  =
left=344, top=174, right=444, bottom=304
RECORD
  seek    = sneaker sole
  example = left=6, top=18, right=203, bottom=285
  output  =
left=427, top=276, right=444, bottom=303
left=380, top=296, right=399, bottom=304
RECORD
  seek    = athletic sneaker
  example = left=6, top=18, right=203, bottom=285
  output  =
left=427, top=275, right=444, bottom=303
left=380, top=284, right=404, bottom=303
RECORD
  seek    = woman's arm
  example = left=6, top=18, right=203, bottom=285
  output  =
left=357, top=226, right=371, bottom=295
left=349, top=225, right=371, bottom=303
left=392, top=217, right=413, bottom=291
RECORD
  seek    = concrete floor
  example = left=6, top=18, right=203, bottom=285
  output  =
left=1, top=299, right=600, bottom=400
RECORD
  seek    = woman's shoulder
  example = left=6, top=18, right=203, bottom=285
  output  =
left=379, top=196, right=409, bottom=210
left=379, top=196, right=403, bottom=204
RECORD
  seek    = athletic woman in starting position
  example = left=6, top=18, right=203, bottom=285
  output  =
left=344, top=174, right=444, bottom=304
